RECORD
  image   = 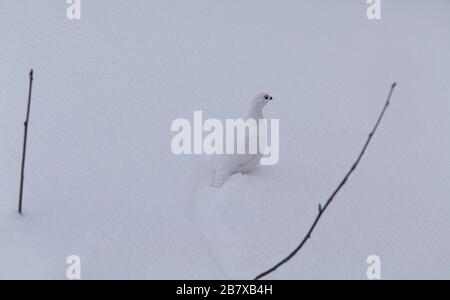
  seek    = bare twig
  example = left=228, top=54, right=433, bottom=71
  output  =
left=18, top=69, right=34, bottom=214
left=254, top=82, right=397, bottom=280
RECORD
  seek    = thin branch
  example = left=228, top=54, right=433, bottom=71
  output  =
left=18, top=69, right=34, bottom=214
left=254, top=82, right=397, bottom=280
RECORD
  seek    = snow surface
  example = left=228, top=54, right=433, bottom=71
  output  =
left=1, top=0, right=450, bottom=279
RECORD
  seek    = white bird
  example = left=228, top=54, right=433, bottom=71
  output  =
left=212, top=93, right=273, bottom=187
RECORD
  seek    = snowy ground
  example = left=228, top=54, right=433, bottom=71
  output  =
left=1, top=1, right=449, bottom=279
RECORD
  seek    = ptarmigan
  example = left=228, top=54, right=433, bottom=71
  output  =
left=212, top=93, right=273, bottom=187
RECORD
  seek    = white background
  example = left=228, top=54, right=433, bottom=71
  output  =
left=1, top=0, right=449, bottom=279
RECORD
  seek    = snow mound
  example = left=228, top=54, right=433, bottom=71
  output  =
left=192, top=172, right=302, bottom=279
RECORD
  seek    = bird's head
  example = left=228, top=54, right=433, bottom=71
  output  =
left=254, top=93, right=273, bottom=107
left=248, top=93, right=273, bottom=118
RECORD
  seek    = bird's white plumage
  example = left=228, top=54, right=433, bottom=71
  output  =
left=212, top=93, right=273, bottom=187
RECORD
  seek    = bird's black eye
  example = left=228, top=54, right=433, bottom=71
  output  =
left=264, top=95, right=269, bottom=100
